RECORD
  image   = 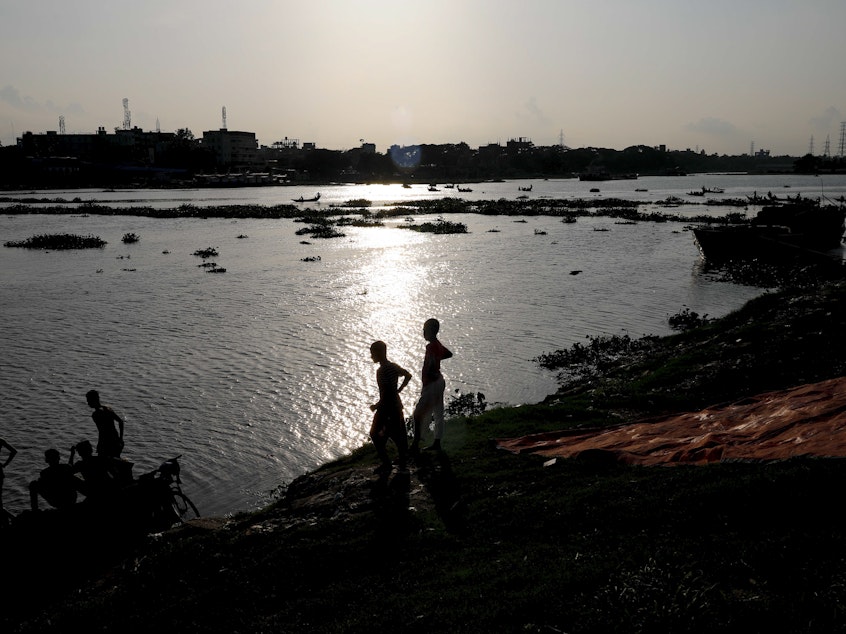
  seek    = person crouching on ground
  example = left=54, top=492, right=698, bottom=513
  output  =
left=29, top=448, right=81, bottom=511
left=369, top=340, right=412, bottom=475
left=70, top=440, right=122, bottom=500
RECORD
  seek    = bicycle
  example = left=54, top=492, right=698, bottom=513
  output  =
left=136, top=455, right=200, bottom=531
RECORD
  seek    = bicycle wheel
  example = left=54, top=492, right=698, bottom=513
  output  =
left=171, top=491, right=200, bottom=520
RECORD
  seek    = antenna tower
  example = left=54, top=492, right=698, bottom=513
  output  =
left=559, top=129, right=565, bottom=148
left=222, top=106, right=227, bottom=130
left=122, top=98, right=131, bottom=130
left=824, top=134, right=831, bottom=158
left=808, top=135, right=815, bottom=156
left=156, top=117, right=161, bottom=133
left=839, top=122, right=846, bottom=158
left=58, top=115, right=65, bottom=135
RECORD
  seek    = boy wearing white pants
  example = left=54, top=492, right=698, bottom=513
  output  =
left=411, top=318, right=453, bottom=452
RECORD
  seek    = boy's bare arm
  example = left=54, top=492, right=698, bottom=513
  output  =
left=398, top=369, right=411, bottom=393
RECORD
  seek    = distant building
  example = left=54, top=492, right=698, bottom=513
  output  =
left=18, top=127, right=175, bottom=163
left=477, top=142, right=505, bottom=169
left=271, top=137, right=299, bottom=150
left=201, top=129, right=259, bottom=168
left=506, top=137, right=533, bottom=154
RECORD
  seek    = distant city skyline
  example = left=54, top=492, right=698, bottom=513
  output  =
left=1, top=0, right=844, bottom=156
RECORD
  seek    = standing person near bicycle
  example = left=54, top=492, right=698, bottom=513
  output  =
left=86, top=390, right=125, bottom=458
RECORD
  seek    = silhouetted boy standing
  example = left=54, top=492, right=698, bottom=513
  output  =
left=411, top=318, right=453, bottom=453
left=369, top=340, right=412, bottom=474
left=86, top=390, right=125, bottom=458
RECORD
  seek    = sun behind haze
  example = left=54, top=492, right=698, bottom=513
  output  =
left=1, top=0, right=843, bottom=155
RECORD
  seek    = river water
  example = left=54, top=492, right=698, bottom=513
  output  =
left=1, top=174, right=843, bottom=517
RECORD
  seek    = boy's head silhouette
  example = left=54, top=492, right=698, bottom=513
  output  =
left=370, top=340, right=387, bottom=363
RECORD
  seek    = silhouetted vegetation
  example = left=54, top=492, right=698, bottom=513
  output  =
left=294, top=217, right=346, bottom=238
left=445, top=390, right=487, bottom=418
left=402, top=217, right=468, bottom=234
left=3, top=233, right=107, bottom=249
left=668, top=307, right=711, bottom=331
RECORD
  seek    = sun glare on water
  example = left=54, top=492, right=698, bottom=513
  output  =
left=355, top=226, right=427, bottom=318
left=290, top=224, right=432, bottom=456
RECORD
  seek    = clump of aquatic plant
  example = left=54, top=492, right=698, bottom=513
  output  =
left=295, top=218, right=345, bottom=238
left=446, top=390, right=487, bottom=418
left=121, top=232, right=140, bottom=244
left=339, top=199, right=372, bottom=208
left=4, top=233, right=107, bottom=249
left=536, top=333, right=659, bottom=385
left=668, top=307, right=710, bottom=331
left=403, top=216, right=468, bottom=234
left=336, top=217, right=383, bottom=228
left=405, top=197, right=472, bottom=214
left=193, top=247, right=219, bottom=258
left=374, top=207, right=415, bottom=219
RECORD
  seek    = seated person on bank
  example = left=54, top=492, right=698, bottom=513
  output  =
left=29, top=448, right=81, bottom=511
left=70, top=440, right=122, bottom=499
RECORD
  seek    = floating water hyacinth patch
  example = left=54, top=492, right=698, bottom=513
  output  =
left=4, top=233, right=107, bottom=249
left=402, top=216, right=468, bottom=234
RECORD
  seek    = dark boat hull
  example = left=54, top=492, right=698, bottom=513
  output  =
left=692, top=204, right=845, bottom=262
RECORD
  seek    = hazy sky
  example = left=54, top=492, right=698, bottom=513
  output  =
left=1, top=0, right=844, bottom=155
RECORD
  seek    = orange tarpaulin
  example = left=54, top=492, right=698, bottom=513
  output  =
left=496, top=376, right=846, bottom=465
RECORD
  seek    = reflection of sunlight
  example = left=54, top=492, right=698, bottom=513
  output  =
left=358, top=229, right=424, bottom=309
left=295, top=226, right=436, bottom=455
left=351, top=226, right=432, bottom=366
left=354, top=225, right=424, bottom=250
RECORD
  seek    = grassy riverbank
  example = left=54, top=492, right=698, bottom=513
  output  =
left=5, top=277, right=846, bottom=633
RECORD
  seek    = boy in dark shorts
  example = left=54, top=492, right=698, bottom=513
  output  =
left=86, top=390, right=125, bottom=458
left=369, top=340, right=412, bottom=474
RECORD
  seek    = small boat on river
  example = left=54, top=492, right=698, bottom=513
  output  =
left=692, top=200, right=845, bottom=262
left=293, top=193, right=321, bottom=203
left=689, top=186, right=724, bottom=197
